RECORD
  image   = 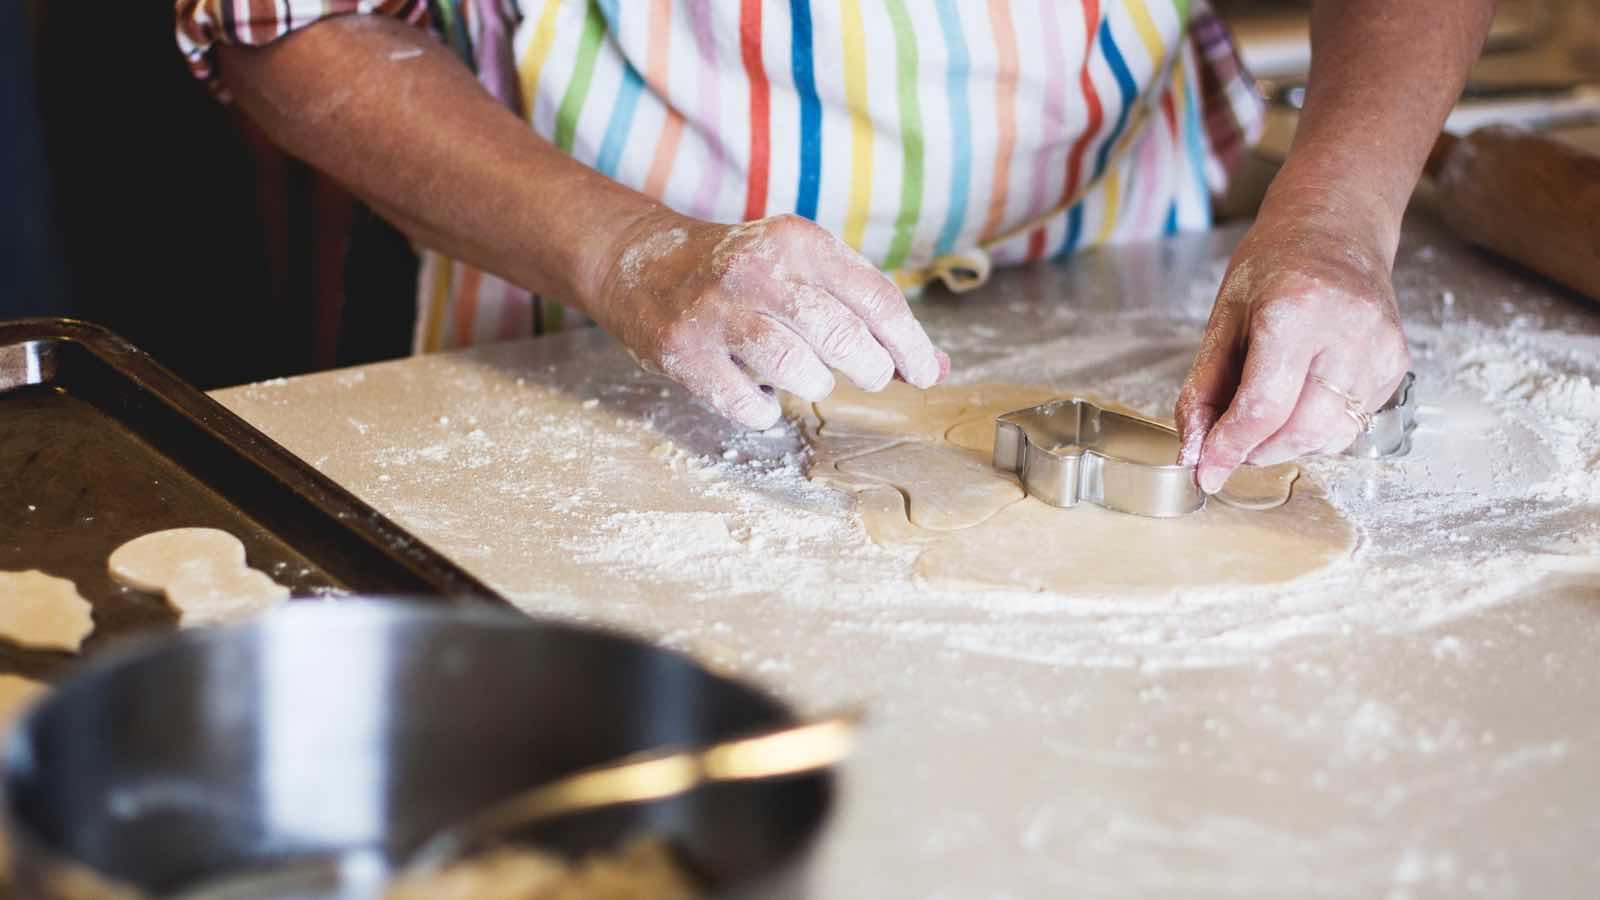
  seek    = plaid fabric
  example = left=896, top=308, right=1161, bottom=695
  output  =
left=1190, top=3, right=1265, bottom=194
left=174, top=0, right=431, bottom=85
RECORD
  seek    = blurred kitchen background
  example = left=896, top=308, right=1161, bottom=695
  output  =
left=5, top=0, right=1599, bottom=389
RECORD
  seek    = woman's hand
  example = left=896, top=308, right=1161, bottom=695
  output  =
left=591, top=211, right=949, bottom=430
left=1170, top=0, right=1491, bottom=493
left=1175, top=210, right=1410, bottom=494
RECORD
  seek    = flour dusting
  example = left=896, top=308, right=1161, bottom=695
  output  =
left=219, top=258, right=1600, bottom=675
left=214, top=226, right=1600, bottom=897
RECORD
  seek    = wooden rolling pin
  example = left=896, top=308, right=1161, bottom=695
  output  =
left=1425, top=125, right=1600, bottom=303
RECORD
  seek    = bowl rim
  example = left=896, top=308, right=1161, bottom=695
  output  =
left=0, top=598, right=833, bottom=898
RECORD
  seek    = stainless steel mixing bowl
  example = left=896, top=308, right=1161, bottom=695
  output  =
left=1, top=602, right=834, bottom=898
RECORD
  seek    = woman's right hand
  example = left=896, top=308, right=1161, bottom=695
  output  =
left=590, top=212, right=949, bottom=430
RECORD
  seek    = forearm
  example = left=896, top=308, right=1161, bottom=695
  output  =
left=1264, top=0, right=1496, bottom=262
left=216, top=15, right=661, bottom=312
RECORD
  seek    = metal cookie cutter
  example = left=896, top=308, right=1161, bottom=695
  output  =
left=1342, top=372, right=1417, bottom=459
left=993, top=373, right=1419, bottom=518
left=993, top=401, right=1203, bottom=518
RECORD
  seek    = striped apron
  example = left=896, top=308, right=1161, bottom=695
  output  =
left=418, top=0, right=1262, bottom=351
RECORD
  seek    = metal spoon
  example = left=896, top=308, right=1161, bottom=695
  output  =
left=175, top=711, right=860, bottom=898
left=400, top=710, right=861, bottom=876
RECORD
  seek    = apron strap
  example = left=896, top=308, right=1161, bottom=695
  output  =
left=895, top=53, right=1184, bottom=296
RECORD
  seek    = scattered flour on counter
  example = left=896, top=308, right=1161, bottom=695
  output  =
left=526, top=313, right=1600, bottom=671
left=285, top=288, right=1600, bottom=673
left=211, top=264, right=1600, bottom=896
left=584, top=511, right=737, bottom=565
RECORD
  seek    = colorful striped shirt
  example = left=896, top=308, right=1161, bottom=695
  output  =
left=176, top=0, right=1262, bottom=352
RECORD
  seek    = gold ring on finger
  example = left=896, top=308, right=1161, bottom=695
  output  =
left=1308, top=374, right=1373, bottom=434
left=1343, top=406, right=1374, bottom=433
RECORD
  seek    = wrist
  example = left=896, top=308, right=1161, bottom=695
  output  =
left=1254, top=167, right=1402, bottom=271
left=562, top=199, right=677, bottom=326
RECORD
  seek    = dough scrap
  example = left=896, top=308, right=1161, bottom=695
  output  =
left=109, top=528, right=288, bottom=626
left=0, top=570, right=95, bottom=652
left=801, top=381, right=1355, bottom=594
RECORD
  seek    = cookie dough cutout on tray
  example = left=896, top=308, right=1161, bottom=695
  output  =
left=795, top=380, right=1355, bottom=595
left=0, top=673, right=49, bottom=871
left=0, top=570, right=95, bottom=652
left=0, top=674, right=47, bottom=730
left=109, top=528, right=288, bottom=627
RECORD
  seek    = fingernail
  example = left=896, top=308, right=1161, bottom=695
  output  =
left=802, top=372, right=836, bottom=403
left=730, top=395, right=782, bottom=430
left=906, top=356, right=939, bottom=389
left=1249, top=447, right=1294, bottom=466
left=1198, top=466, right=1228, bottom=495
left=934, top=351, right=951, bottom=384
left=869, top=362, right=895, bottom=392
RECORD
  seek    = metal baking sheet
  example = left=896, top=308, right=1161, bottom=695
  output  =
left=0, top=318, right=503, bottom=681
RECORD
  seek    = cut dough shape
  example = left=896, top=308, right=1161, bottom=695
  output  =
left=165, top=568, right=291, bottom=626
left=0, top=570, right=95, bottom=652
left=0, top=673, right=48, bottom=873
left=945, top=417, right=1003, bottom=455
left=838, top=442, right=1024, bottom=530
left=109, top=528, right=288, bottom=626
left=107, top=527, right=246, bottom=593
left=0, top=674, right=47, bottom=732
left=799, top=381, right=1356, bottom=595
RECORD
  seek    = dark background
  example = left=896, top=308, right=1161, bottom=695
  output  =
left=5, top=0, right=414, bottom=389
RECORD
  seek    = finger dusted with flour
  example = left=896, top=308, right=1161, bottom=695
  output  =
left=1177, top=223, right=1410, bottom=494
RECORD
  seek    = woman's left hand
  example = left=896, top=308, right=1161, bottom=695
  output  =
left=1174, top=210, right=1411, bottom=494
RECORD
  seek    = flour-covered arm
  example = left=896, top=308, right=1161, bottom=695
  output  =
left=199, top=14, right=946, bottom=428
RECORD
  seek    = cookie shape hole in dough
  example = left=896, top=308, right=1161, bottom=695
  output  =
left=0, top=570, right=95, bottom=652
left=108, top=528, right=289, bottom=627
left=837, top=442, right=1023, bottom=531
left=801, top=381, right=1355, bottom=595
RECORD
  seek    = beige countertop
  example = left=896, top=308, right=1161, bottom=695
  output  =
left=214, top=213, right=1600, bottom=899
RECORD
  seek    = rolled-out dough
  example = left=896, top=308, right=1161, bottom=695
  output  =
left=109, top=528, right=288, bottom=626
left=838, top=442, right=1023, bottom=530
left=0, top=570, right=95, bottom=652
left=797, top=381, right=1356, bottom=594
